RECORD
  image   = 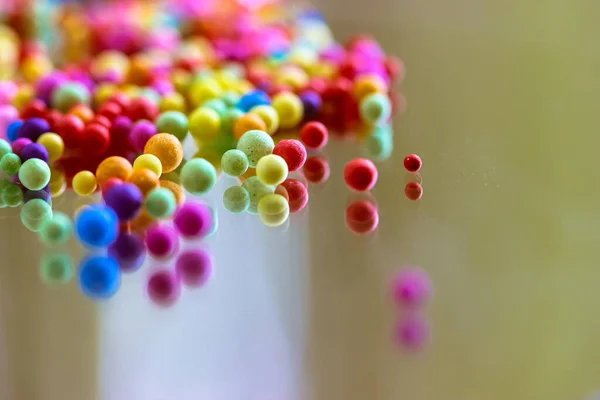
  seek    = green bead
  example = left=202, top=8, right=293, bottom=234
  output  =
left=1, top=184, right=23, bottom=207
left=221, top=149, right=249, bottom=177
left=155, top=111, right=188, bottom=141
left=18, top=158, right=51, bottom=191
left=223, top=185, right=250, bottom=213
left=51, top=82, right=90, bottom=113
left=145, top=187, right=176, bottom=219
left=180, top=158, right=217, bottom=196
left=242, top=176, right=274, bottom=214
left=38, top=211, right=72, bottom=246
left=202, top=98, right=227, bottom=116
left=0, top=178, right=10, bottom=208
left=363, top=125, right=393, bottom=161
left=236, top=129, right=274, bottom=167
left=138, top=88, right=160, bottom=105
left=359, top=93, right=391, bottom=125
left=40, top=253, right=73, bottom=284
left=21, top=198, right=53, bottom=232
left=0, top=153, right=21, bottom=175
left=222, top=92, right=240, bottom=108
left=221, top=108, right=244, bottom=136
left=0, top=139, right=12, bottom=158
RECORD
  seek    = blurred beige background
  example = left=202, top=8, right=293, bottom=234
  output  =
left=2, top=0, right=600, bottom=399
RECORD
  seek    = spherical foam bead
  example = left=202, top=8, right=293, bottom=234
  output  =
left=221, top=108, right=244, bottom=136
left=20, top=142, right=48, bottom=163
left=0, top=153, right=21, bottom=175
left=0, top=138, right=12, bottom=158
left=11, top=138, right=32, bottom=156
left=237, top=90, right=270, bottom=112
left=280, top=179, right=309, bottom=213
left=69, top=104, right=94, bottom=123
left=256, top=154, right=288, bottom=186
left=180, top=158, right=217, bottom=196
left=129, top=120, right=157, bottom=153
left=176, top=250, right=213, bottom=288
left=188, top=107, right=221, bottom=142
left=21, top=198, right=53, bottom=232
left=51, top=82, right=90, bottom=113
left=242, top=176, right=274, bottom=214
left=258, top=194, right=290, bottom=227
left=6, top=120, right=22, bottom=142
left=300, top=121, right=329, bottom=150
left=128, top=168, right=159, bottom=196
left=78, top=255, right=121, bottom=300
left=352, top=74, right=388, bottom=101
left=159, top=179, right=185, bottom=205
left=404, top=182, right=423, bottom=201
left=202, top=98, right=227, bottom=116
left=147, top=269, right=181, bottom=307
left=173, top=201, right=213, bottom=239
left=81, top=123, right=111, bottom=155
left=103, top=183, right=143, bottom=221
left=133, top=154, right=162, bottom=177
left=145, top=224, right=179, bottom=259
left=145, top=187, right=176, bottom=219
left=392, top=267, right=432, bottom=307
left=188, top=79, right=222, bottom=108
left=126, top=97, right=159, bottom=122
left=40, top=253, right=72, bottom=284
left=299, top=90, right=322, bottom=121
left=56, top=114, right=84, bottom=149
left=18, top=158, right=51, bottom=191
left=404, top=154, right=422, bottom=173
left=303, top=156, right=330, bottom=184
left=394, top=313, right=429, bottom=350
left=108, top=232, right=146, bottom=273
left=359, top=92, right=391, bottom=125
left=96, top=156, right=133, bottom=186
left=249, top=105, right=279, bottom=135
left=272, top=139, right=307, bottom=172
left=221, top=149, right=249, bottom=177
left=233, top=113, right=267, bottom=141
left=344, top=158, right=378, bottom=191
left=38, top=211, right=72, bottom=246
left=159, top=92, right=186, bottom=113
left=155, top=111, right=188, bottom=141
left=143, top=133, right=183, bottom=173
left=100, top=177, right=123, bottom=195
left=345, top=200, right=379, bottom=234
left=37, top=133, right=64, bottom=162
left=272, top=92, right=304, bottom=129
left=236, top=129, right=274, bottom=168
left=73, top=171, right=97, bottom=196
left=223, top=185, right=250, bottom=213
left=17, top=118, right=49, bottom=142
left=74, top=205, right=118, bottom=247
left=2, top=184, right=23, bottom=207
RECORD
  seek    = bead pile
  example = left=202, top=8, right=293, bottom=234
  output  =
left=0, top=0, right=417, bottom=304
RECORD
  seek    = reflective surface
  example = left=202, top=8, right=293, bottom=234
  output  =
left=2, top=0, right=600, bottom=399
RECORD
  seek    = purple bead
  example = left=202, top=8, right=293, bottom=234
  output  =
left=128, top=120, right=156, bottom=153
left=20, top=142, right=49, bottom=162
left=173, top=201, right=213, bottom=239
left=103, top=183, right=143, bottom=221
left=108, top=232, right=146, bottom=272
left=23, top=189, right=51, bottom=204
left=145, top=224, right=179, bottom=259
left=17, top=118, right=50, bottom=142
left=391, top=267, right=432, bottom=308
left=175, top=249, right=212, bottom=288
left=110, top=116, right=133, bottom=142
left=146, top=269, right=181, bottom=307
left=36, top=72, right=68, bottom=104
left=300, top=90, right=322, bottom=121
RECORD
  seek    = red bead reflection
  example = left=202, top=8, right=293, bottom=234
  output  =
left=303, top=156, right=330, bottom=184
left=345, top=199, right=379, bottom=234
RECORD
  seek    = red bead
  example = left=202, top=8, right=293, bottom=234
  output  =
left=403, top=154, right=422, bottom=173
left=101, top=177, right=123, bottom=195
left=280, top=179, right=309, bottom=213
left=81, top=123, right=111, bottom=155
left=303, top=156, right=330, bottom=184
left=345, top=200, right=379, bottom=234
left=106, top=93, right=131, bottom=110
left=404, top=182, right=423, bottom=201
left=385, top=56, right=405, bottom=82
left=97, top=102, right=123, bottom=121
left=272, top=139, right=307, bottom=172
left=344, top=158, right=378, bottom=192
left=92, top=115, right=112, bottom=129
left=57, top=114, right=85, bottom=149
left=126, top=97, right=158, bottom=122
left=20, top=99, right=47, bottom=119
left=307, top=78, right=327, bottom=94
left=299, top=121, right=328, bottom=150
left=44, top=110, right=63, bottom=132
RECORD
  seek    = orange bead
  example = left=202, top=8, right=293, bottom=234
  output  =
left=144, top=133, right=183, bottom=173
left=131, top=208, right=154, bottom=235
left=69, top=104, right=95, bottom=123
left=128, top=168, right=159, bottom=196
left=234, top=113, right=267, bottom=140
left=159, top=179, right=185, bottom=205
left=96, top=156, right=133, bottom=186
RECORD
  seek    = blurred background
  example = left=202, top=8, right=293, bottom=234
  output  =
left=1, top=0, right=600, bottom=400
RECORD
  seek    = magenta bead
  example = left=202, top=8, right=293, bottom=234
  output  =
left=128, top=120, right=157, bottom=153
left=173, top=201, right=213, bottom=239
left=11, top=138, right=33, bottom=156
left=146, top=269, right=181, bottom=307
left=394, top=313, right=429, bottom=350
left=391, top=267, right=432, bottom=308
left=145, top=224, right=179, bottom=259
left=175, top=249, right=212, bottom=288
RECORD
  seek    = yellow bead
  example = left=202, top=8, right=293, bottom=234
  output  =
left=256, top=154, right=288, bottom=186
left=352, top=74, right=388, bottom=102
left=172, top=69, right=192, bottom=94
left=122, top=84, right=140, bottom=99
left=234, top=80, right=254, bottom=95
left=188, top=79, right=222, bottom=108
left=188, top=107, right=221, bottom=142
left=249, top=105, right=279, bottom=135
left=21, top=56, right=52, bottom=83
left=258, top=194, right=289, bottom=227
left=12, top=85, right=34, bottom=111
left=133, top=154, right=163, bottom=177
left=159, top=92, right=186, bottom=113
left=49, top=167, right=66, bottom=198
left=276, top=66, right=309, bottom=91
left=272, top=92, right=303, bottom=129
left=37, top=133, right=64, bottom=163
left=72, top=171, right=97, bottom=196
left=94, top=83, right=118, bottom=106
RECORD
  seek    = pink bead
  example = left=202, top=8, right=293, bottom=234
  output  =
left=173, top=201, right=213, bottom=239
left=394, top=313, right=429, bottom=350
left=175, top=249, right=213, bottom=288
left=146, top=269, right=181, bottom=307
left=391, top=267, right=432, bottom=308
left=11, top=138, right=33, bottom=156
left=0, top=81, right=17, bottom=105
left=0, top=105, right=18, bottom=138
left=145, top=224, right=179, bottom=260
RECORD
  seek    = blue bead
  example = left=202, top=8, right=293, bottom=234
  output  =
left=74, top=205, right=118, bottom=248
left=78, top=254, right=121, bottom=300
left=7, top=120, right=22, bottom=142
left=237, top=90, right=270, bottom=112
